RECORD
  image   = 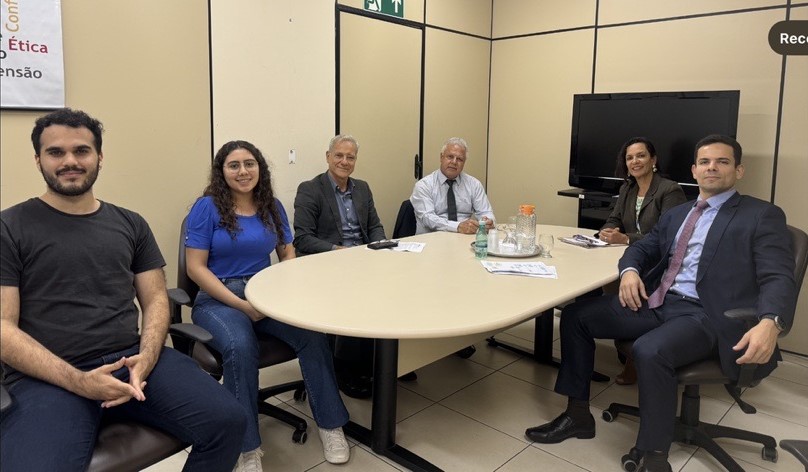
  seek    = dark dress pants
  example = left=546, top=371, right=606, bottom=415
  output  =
left=0, top=346, right=247, bottom=472
left=555, top=293, right=717, bottom=452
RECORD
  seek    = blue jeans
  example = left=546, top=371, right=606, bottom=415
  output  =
left=0, top=345, right=247, bottom=472
left=191, top=278, right=349, bottom=452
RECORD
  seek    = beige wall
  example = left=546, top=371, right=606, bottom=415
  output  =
left=423, top=28, right=491, bottom=186
left=775, top=7, right=808, bottom=354
left=213, top=1, right=493, bottom=233
left=488, top=30, right=593, bottom=225
left=210, top=0, right=335, bottom=214
left=488, top=2, right=807, bottom=354
left=0, top=0, right=210, bottom=290
left=2, top=1, right=805, bottom=354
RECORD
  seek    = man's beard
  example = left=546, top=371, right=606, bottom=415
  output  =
left=41, top=164, right=100, bottom=197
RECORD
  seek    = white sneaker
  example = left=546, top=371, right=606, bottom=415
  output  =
left=233, top=447, right=263, bottom=472
left=318, top=427, right=350, bottom=464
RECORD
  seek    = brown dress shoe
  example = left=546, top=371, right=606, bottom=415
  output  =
left=616, top=357, right=637, bottom=385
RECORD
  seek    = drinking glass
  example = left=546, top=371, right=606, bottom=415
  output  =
left=538, top=234, right=554, bottom=258
left=499, top=217, right=517, bottom=247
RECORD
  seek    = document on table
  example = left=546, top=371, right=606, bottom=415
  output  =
left=480, top=260, right=558, bottom=278
left=392, top=242, right=426, bottom=253
left=559, top=234, right=616, bottom=248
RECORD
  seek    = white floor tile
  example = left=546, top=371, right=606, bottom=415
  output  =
left=769, top=357, right=808, bottom=387
left=144, top=332, right=808, bottom=472
left=440, top=371, right=568, bottom=442
left=467, top=341, right=523, bottom=371
left=394, top=403, right=527, bottom=471
left=499, top=446, right=587, bottom=471
left=717, top=404, right=808, bottom=471
left=399, top=354, right=495, bottom=402
left=739, top=376, right=808, bottom=426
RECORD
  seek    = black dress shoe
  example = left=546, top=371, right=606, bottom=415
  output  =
left=337, top=375, right=373, bottom=399
left=525, top=413, right=595, bottom=443
left=637, top=452, right=672, bottom=472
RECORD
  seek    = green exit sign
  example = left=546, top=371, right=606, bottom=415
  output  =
left=365, top=0, right=404, bottom=18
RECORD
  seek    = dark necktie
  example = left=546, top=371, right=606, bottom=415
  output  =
left=647, top=200, right=709, bottom=309
left=446, top=179, right=457, bottom=221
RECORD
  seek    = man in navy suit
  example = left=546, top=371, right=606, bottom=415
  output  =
left=525, top=135, right=796, bottom=472
left=293, top=134, right=386, bottom=398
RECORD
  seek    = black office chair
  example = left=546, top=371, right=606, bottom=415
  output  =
left=393, top=199, right=416, bottom=239
left=171, top=217, right=309, bottom=444
left=0, top=324, right=212, bottom=472
left=781, top=439, right=808, bottom=471
left=603, top=225, right=808, bottom=472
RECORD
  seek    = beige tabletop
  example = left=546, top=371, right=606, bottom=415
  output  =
left=245, top=225, right=626, bottom=340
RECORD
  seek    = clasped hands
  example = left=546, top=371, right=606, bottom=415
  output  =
left=77, top=354, right=152, bottom=408
left=618, top=271, right=779, bottom=365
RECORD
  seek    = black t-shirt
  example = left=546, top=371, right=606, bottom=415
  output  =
left=0, top=198, right=165, bottom=383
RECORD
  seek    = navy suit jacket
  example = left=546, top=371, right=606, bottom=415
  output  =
left=618, top=192, right=796, bottom=380
left=293, top=172, right=386, bottom=256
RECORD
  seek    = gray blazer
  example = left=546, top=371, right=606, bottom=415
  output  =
left=602, top=173, right=687, bottom=244
left=293, top=172, right=386, bottom=256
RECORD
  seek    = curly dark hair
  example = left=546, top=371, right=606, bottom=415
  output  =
left=204, top=140, right=285, bottom=243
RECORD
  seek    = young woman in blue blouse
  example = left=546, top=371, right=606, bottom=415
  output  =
left=185, top=141, right=350, bottom=470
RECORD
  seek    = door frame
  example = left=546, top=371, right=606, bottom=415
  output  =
left=335, top=4, right=426, bottom=179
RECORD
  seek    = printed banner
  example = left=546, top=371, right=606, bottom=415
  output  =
left=0, top=0, right=65, bottom=109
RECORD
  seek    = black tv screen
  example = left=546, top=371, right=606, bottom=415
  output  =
left=569, top=91, right=740, bottom=196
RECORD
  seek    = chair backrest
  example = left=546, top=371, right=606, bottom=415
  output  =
left=788, top=225, right=808, bottom=295
left=393, top=199, right=416, bottom=239
left=177, top=216, right=200, bottom=303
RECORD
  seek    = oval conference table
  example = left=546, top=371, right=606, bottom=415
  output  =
left=246, top=225, right=626, bottom=471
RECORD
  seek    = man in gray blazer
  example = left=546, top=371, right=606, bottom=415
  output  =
left=293, top=134, right=386, bottom=256
left=293, top=134, right=386, bottom=398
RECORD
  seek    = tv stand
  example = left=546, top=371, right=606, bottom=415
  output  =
left=558, top=188, right=617, bottom=230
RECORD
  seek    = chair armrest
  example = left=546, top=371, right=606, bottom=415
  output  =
left=723, top=307, right=757, bottom=323
left=169, top=323, right=213, bottom=344
left=167, top=288, right=191, bottom=306
left=1, top=383, right=12, bottom=413
left=780, top=440, right=808, bottom=467
left=723, top=307, right=760, bottom=389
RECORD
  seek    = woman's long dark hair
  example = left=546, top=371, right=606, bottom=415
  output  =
left=203, top=140, right=285, bottom=243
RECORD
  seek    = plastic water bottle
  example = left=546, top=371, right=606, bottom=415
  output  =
left=475, top=219, right=488, bottom=259
left=516, top=204, right=536, bottom=254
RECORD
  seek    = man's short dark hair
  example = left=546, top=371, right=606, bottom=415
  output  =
left=694, top=134, right=742, bottom=166
left=31, top=108, right=104, bottom=155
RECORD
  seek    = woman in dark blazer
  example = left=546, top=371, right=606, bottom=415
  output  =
left=599, top=137, right=687, bottom=246
left=599, top=137, right=687, bottom=384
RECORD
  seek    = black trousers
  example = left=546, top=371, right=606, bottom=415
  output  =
left=555, top=293, right=717, bottom=452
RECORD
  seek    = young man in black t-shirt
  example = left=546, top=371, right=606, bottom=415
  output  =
left=0, top=109, right=247, bottom=471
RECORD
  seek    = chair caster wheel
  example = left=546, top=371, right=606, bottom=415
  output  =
left=602, top=409, right=616, bottom=422
left=762, top=446, right=778, bottom=463
left=294, top=388, right=307, bottom=402
left=621, top=447, right=642, bottom=472
left=293, top=429, right=307, bottom=444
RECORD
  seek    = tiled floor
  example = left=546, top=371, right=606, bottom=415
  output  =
left=146, top=315, right=808, bottom=471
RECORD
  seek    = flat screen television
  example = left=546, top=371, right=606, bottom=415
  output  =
left=568, top=91, right=740, bottom=197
